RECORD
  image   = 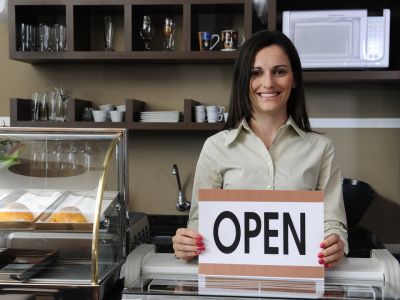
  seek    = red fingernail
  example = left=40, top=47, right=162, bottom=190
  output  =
left=195, top=241, right=203, bottom=246
left=195, top=235, right=203, bottom=240
left=324, top=263, right=329, bottom=268
left=318, top=259, right=325, bottom=264
left=318, top=252, right=324, bottom=258
left=320, top=243, right=326, bottom=248
left=195, top=250, right=202, bottom=255
left=197, top=246, right=205, bottom=251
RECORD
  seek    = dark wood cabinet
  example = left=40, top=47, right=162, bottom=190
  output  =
left=9, top=0, right=252, bottom=63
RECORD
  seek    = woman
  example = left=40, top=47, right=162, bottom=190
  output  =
left=172, top=30, right=347, bottom=268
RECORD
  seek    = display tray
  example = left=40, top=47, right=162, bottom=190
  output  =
left=0, top=189, right=63, bottom=229
left=0, top=189, right=118, bottom=231
left=35, top=191, right=117, bottom=231
left=0, top=248, right=58, bottom=282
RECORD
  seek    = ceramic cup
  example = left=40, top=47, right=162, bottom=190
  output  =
left=195, top=112, right=207, bottom=123
left=109, top=110, right=124, bottom=122
left=220, top=29, right=244, bottom=51
left=116, top=104, right=126, bottom=112
left=98, top=104, right=115, bottom=111
left=92, top=110, right=108, bottom=122
left=206, top=105, right=225, bottom=114
left=224, top=112, right=229, bottom=122
left=198, top=32, right=220, bottom=51
left=207, top=112, right=223, bottom=123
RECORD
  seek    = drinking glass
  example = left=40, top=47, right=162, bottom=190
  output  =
left=140, top=16, right=154, bottom=51
left=39, top=92, right=48, bottom=121
left=80, top=144, right=93, bottom=171
left=163, top=18, right=175, bottom=51
left=66, top=144, right=77, bottom=170
left=31, top=92, right=40, bottom=121
left=38, top=23, right=51, bottom=51
left=20, top=23, right=34, bottom=51
left=54, top=86, right=72, bottom=122
left=47, top=91, right=57, bottom=121
left=50, top=24, right=60, bottom=51
left=103, top=16, right=114, bottom=51
left=58, top=24, right=67, bottom=51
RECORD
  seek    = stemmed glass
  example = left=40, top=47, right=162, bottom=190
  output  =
left=163, top=18, right=175, bottom=51
left=54, top=86, right=72, bottom=122
left=140, top=16, right=154, bottom=51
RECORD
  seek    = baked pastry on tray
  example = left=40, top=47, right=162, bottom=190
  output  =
left=48, top=206, right=87, bottom=223
left=0, top=202, right=34, bottom=222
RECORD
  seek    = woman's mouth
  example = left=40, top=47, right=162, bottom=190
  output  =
left=259, top=92, right=280, bottom=98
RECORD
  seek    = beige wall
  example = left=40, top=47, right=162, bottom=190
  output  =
left=1, top=19, right=399, bottom=243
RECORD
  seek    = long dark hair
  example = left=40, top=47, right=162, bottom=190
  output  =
left=225, top=30, right=311, bottom=132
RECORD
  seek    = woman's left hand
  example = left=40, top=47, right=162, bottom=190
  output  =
left=318, top=233, right=345, bottom=268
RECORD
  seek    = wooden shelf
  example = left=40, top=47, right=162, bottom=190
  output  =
left=8, top=0, right=252, bottom=64
left=303, top=70, right=400, bottom=83
left=10, top=98, right=225, bottom=131
left=10, top=50, right=239, bottom=64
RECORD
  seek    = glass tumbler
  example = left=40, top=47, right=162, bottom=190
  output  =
left=103, top=16, right=114, bottom=51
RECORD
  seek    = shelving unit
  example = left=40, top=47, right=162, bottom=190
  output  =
left=10, top=98, right=225, bottom=131
left=8, top=0, right=253, bottom=64
left=8, top=0, right=400, bottom=130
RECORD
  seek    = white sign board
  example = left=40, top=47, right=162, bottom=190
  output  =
left=198, top=189, right=324, bottom=282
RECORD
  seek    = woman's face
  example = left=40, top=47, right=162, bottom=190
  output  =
left=249, top=45, right=295, bottom=118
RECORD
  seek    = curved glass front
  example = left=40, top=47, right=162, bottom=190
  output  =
left=0, top=128, right=127, bottom=286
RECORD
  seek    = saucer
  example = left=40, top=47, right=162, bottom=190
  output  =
left=220, top=48, right=238, bottom=51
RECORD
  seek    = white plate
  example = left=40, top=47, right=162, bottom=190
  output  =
left=140, top=118, right=179, bottom=122
left=141, top=111, right=179, bottom=115
left=140, top=119, right=179, bottom=123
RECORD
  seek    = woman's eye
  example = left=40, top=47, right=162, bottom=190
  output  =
left=250, top=69, right=263, bottom=77
left=274, top=68, right=288, bottom=76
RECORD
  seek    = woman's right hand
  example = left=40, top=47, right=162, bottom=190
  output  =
left=172, top=228, right=205, bottom=261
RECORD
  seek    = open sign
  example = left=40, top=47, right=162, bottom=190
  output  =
left=198, top=189, right=324, bottom=280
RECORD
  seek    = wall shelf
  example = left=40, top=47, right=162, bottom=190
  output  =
left=10, top=98, right=225, bottom=131
left=9, top=0, right=252, bottom=64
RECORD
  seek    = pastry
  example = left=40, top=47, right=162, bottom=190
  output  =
left=48, top=206, right=87, bottom=223
left=0, top=202, right=34, bottom=222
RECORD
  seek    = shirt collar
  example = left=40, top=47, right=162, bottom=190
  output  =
left=224, top=116, right=310, bottom=146
left=286, top=116, right=311, bottom=144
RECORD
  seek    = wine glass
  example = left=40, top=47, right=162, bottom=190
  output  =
left=140, top=16, right=154, bottom=51
left=163, top=18, right=175, bottom=51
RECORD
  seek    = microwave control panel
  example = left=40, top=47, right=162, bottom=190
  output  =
left=367, top=17, right=386, bottom=61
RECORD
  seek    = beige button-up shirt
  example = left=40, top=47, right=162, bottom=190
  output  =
left=188, top=117, right=348, bottom=253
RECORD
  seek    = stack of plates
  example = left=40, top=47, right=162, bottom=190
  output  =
left=140, top=111, right=180, bottom=123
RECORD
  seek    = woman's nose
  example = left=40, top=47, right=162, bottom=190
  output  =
left=261, top=72, right=273, bottom=88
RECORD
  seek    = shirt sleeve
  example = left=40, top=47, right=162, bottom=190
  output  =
left=317, top=139, right=349, bottom=254
left=187, top=138, right=223, bottom=232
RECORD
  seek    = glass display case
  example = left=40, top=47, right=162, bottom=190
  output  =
left=0, top=128, right=128, bottom=300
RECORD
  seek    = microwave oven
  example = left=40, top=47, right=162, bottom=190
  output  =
left=282, top=9, right=390, bottom=69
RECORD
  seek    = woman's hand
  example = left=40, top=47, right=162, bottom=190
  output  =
left=318, top=233, right=345, bottom=268
left=172, top=228, right=205, bottom=261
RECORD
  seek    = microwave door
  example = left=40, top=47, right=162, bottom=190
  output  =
left=283, top=10, right=368, bottom=69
